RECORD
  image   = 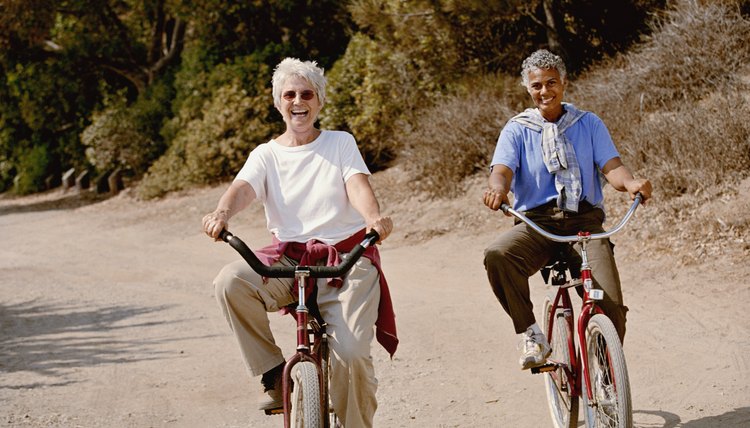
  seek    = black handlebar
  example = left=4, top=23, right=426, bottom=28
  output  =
left=219, top=229, right=380, bottom=278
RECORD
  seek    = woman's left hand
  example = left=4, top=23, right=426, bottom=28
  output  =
left=368, top=216, right=393, bottom=243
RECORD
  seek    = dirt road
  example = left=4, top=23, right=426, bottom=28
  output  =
left=1, top=183, right=748, bottom=427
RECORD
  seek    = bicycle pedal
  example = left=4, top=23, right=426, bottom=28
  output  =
left=264, top=407, right=283, bottom=416
left=530, top=364, right=557, bottom=374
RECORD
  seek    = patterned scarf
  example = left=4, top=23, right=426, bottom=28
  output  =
left=510, top=102, right=587, bottom=212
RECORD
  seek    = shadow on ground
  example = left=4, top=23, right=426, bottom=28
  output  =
left=0, top=299, right=180, bottom=388
left=0, top=189, right=109, bottom=216
left=634, top=407, right=750, bottom=427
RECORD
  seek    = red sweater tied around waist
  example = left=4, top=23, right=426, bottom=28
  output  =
left=252, top=229, right=398, bottom=357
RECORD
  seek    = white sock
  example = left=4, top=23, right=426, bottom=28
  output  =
left=527, top=323, right=543, bottom=336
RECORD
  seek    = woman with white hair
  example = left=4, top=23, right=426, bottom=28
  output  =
left=202, top=57, right=396, bottom=427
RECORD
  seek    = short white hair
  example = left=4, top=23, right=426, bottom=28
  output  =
left=271, top=57, right=327, bottom=108
left=521, top=49, right=567, bottom=87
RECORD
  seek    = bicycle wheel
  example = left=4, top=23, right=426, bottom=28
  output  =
left=542, top=296, right=579, bottom=428
left=290, top=361, right=323, bottom=428
left=581, top=314, right=632, bottom=428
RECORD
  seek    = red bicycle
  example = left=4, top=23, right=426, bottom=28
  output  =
left=501, top=194, right=642, bottom=428
left=219, top=229, right=379, bottom=428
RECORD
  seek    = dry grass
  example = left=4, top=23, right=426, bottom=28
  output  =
left=398, top=73, right=526, bottom=196
left=394, top=0, right=750, bottom=263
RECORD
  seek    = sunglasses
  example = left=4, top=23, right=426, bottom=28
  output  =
left=282, top=90, right=316, bottom=101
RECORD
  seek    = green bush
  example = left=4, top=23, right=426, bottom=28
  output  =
left=320, top=34, right=398, bottom=170
left=137, top=53, right=282, bottom=199
left=137, top=80, right=282, bottom=199
left=81, top=93, right=161, bottom=176
left=13, top=144, right=48, bottom=195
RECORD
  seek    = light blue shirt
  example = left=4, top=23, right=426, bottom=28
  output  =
left=490, top=112, right=619, bottom=212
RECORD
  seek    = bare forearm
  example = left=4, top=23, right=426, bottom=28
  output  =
left=484, top=165, right=513, bottom=211
left=203, top=181, right=256, bottom=240
left=215, top=181, right=255, bottom=219
left=347, top=174, right=382, bottom=223
left=346, top=173, right=393, bottom=241
left=602, top=157, right=653, bottom=202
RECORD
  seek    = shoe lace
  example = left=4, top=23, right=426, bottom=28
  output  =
left=517, top=333, right=541, bottom=353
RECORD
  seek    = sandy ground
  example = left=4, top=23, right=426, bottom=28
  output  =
left=1, top=175, right=749, bottom=428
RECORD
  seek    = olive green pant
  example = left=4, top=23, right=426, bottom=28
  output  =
left=484, top=203, right=628, bottom=341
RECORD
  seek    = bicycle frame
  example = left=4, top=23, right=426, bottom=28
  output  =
left=544, top=238, right=609, bottom=403
left=502, top=194, right=642, bottom=403
left=280, top=267, right=323, bottom=427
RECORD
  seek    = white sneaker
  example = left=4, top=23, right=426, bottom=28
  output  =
left=518, top=328, right=552, bottom=370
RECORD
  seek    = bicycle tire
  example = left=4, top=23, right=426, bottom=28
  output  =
left=543, top=296, right=579, bottom=428
left=581, top=314, right=632, bottom=428
left=290, top=361, right=323, bottom=428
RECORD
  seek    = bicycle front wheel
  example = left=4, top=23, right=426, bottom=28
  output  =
left=290, top=361, right=323, bottom=428
left=582, top=314, right=632, bottom=428
left=543, top=296, right=579, bottom=428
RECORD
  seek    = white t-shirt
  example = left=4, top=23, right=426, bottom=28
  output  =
left=234, top=130, right=370, bottom=244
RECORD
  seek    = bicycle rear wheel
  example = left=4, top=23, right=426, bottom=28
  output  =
left=290, top=361, right=323, bottom=428
left=582, top=314, right=632, bottom=428
left=542, top=296, right=579, bottom=428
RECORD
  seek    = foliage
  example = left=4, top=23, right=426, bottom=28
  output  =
left=3, top=0, right=743, bottom=205
left=319, top=34, right=400, bottom=170
left=0, top=0, right=184, bottom=194
left=179, top=0, right=351, bottom=69
left=322, top=1, right=463, bottom=170
left=13, top=144, right=49, bottom=195
left=0, top=49, right=100, bottom=193
left=398, top=74, right=528, bottom=195
left=81, top=92, right=163, bottom=176
left=137, top=57, right=283, bottom=199
left=400, top=0, right=750, bottom=202
left=569, top=0, right=750, bottom=197
left=322, top=0, right=665, bottom=173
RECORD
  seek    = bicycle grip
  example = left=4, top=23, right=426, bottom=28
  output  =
left=500, top=203, right=511, bottom=214
left=362, top=230, right=380, bottom=247
left=219, top=229, right=232, bottom=242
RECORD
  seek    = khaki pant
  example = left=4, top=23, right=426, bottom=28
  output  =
left=484, top=203, right=628, bottom=341
left=214, top=255, right=380, bottom=428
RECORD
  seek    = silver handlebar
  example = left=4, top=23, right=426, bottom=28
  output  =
left=500, top=193, right=643, bottom=243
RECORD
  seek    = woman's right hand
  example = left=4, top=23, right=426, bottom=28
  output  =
left=202, top=209, right=229, bottom=241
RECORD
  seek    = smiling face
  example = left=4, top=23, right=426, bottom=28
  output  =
left=277, top=75, right=322, bottom=134
left=526, top=67, right=567, bottom=122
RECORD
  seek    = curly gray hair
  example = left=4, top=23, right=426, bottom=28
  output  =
left=271, top=57, right=327, bottom=108
left=520, top=49, right=567, bottom=87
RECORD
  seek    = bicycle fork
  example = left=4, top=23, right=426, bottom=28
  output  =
left=281, top=268, right=327, bottom=428
left=576, top=234, right=605, bottom=404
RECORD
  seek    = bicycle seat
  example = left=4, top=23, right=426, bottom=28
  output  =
left=540, top=245, right=581, bottom=286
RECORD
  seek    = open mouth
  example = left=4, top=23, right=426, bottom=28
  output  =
left=291, top=109, right=309, bottom=118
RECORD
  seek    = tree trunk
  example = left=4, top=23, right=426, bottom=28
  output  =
left=541, top=0, right=570, bottom=66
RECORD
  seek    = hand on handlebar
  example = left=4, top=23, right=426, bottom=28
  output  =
left=625, top=178, right=653, bottom=205
left=484, top=188, right=511, bottom=216
left=202, top=209, right=229, bottom=241
left=368, top=216, right=393, bottom=243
